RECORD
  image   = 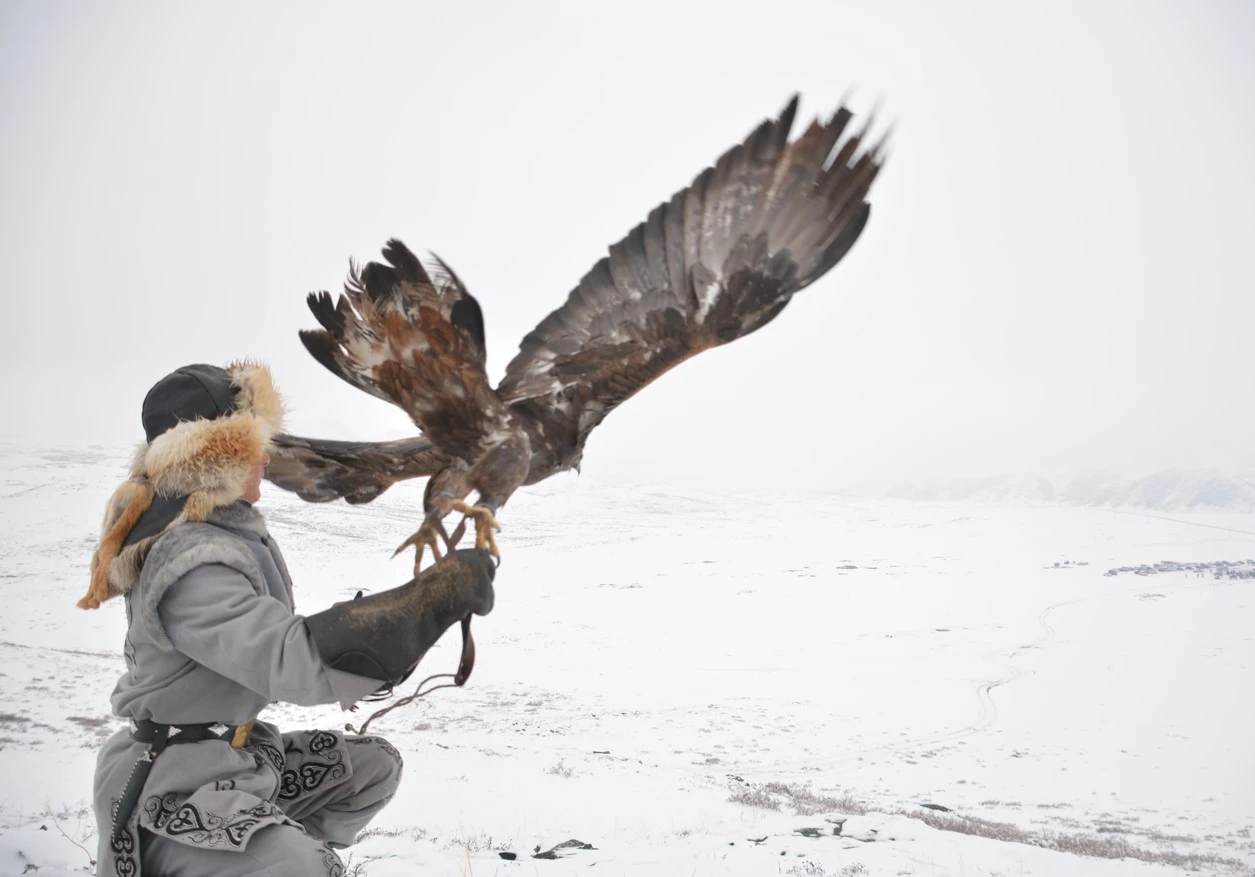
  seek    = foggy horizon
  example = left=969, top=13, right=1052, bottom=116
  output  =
left=3, top=1, right=1252, bottom=492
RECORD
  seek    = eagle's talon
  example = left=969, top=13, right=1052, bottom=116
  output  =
left=393, top=520, right=445, bottom=575
left=449, top=500, right=500, bottom=562
left=480, top=525, right=500, bottom=563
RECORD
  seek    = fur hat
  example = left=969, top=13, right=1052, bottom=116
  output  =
left=78, top=360, right=286, bottom=609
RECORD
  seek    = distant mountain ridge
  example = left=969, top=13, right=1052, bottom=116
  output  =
left=842, top=469, right=1255, bottom=512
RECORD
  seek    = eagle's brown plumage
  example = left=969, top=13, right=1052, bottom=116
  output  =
left=268, top=94, right=889, bottom=564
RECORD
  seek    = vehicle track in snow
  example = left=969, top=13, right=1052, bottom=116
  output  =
left=965, top=598, right=1077, bottom=736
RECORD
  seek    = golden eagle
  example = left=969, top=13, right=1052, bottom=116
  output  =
left=266, top=95, right=888, bottom=569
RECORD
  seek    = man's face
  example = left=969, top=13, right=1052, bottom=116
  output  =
left=243, top=452, right=271, bottom=504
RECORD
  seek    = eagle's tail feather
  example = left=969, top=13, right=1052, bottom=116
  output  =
left=265, top=433, right=449, bottom=504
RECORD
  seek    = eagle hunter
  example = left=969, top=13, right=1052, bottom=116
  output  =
left=267, top=94, right=888, bottom=570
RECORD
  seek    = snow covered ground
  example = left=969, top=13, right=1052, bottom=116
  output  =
left=1, top=438, right=1251, bottom=876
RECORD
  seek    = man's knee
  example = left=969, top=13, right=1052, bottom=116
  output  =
left=347, top=735, right=404, bottom=796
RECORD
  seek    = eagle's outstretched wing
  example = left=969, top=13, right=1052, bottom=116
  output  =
left=300, top=240, right=511, bottom=464
left=266, top=434, right=450, bottom=504
left=497, top=94, right=886, bottom=449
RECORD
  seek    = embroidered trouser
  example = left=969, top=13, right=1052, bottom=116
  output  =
left=139, top=733, right=403, bottom=876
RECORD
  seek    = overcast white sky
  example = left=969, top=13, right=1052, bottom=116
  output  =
left=2, top=0, right=1252, bottom=490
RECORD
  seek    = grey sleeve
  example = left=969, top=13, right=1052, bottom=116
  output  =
left=157, top=562, right=380, bottom=710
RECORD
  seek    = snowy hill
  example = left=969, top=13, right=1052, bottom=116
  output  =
left=845, top=468, right=1255, bottom=512
left=0, top=441, right=1252, bottom=876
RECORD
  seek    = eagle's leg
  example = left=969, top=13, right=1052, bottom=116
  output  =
left=449, top=499, right=500, bottom=562
left=392, top=517, right=449, bottom=576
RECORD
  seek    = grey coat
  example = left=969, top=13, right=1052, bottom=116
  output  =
left=92, top=502, right=380, bottom=876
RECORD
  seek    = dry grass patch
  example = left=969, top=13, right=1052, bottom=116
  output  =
left=728, top=781, right=868, bottom=816
left=905, top=808, right=1250, bottom=873
left=726, top=777, right=1249, bottom=873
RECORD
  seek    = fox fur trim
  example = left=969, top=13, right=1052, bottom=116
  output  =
left=78, top=361, right=286, bottom=609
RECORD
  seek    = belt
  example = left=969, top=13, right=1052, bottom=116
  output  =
left=130, top=718, right=256, bottom=748
left=110, top=718, right=256, bottom=843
